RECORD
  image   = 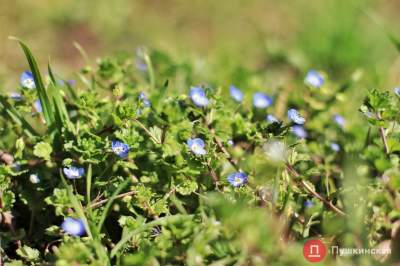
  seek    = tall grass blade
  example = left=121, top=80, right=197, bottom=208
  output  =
left=48, top=62, right=70, bottom=128
left=60, top=170, right=94, bottom=240
left=96, top=179, right=130, bottom=234
left=9, top=37, right=55, bottom=126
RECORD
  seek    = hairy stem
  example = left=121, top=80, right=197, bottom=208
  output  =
left=285, top=163, right=346, bottom=217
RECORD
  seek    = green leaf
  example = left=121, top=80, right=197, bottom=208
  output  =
left=110, top=214, right=193, bottom=258
left=15, top=138, right=25, bottom=159
left=149, top=126, right=163, bottom=144
left=176, top=179, right=198, bottom=195
left=33, top=142, right=53, bottom=161
left=16, top=245, right=40, bottom=262
left=0, top=96, right=38, bottom=138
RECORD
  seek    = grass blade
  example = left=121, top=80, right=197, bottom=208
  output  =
left=59, top=170, right=94, bottom=240
left=86, top=164, right=92, bottom=209
left=96, top=179, right=131, bottom=234
left=10, top=37, right=55, bottom=126
left=48, top=62, right=70, bottom=127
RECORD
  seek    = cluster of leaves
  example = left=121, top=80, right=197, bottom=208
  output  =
left=0, top=40, right=399, bottom=266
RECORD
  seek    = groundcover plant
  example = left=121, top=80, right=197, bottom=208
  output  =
left=0, top=39, right=399, bottom=266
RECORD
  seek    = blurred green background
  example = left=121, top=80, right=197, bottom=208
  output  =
left=1, top=0, right=400, bottom=87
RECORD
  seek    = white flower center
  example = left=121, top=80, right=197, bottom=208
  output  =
left=23, top=78, right=35, bottom=89
left=191, top=144, right=201, bottom=152
left=233, top=177, right=243, bottom=186
left=114, top=146, right=124, bottom=153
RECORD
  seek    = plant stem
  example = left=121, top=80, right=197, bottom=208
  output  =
left=90, top=190, right=136, bottom=209
left=96, top=179, right=130, bottom=233
left=86, top=164, right=92, bottom=208
left=285, top=163, right=346, bottom=217
left=133, top=118, right=161, bottom=144
left=144, top=53, right=155, bottom=90
left=207, top=125, right=240, bottom=171
left=377, top=112, right=389, bottom=154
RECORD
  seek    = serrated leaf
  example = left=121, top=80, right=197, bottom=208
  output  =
left=16, top=245, right=40, bottom=262
left=176, top=180, right=198, bottom=195
left=33, top=142, right=53, bottom=161
left=149, top=126, right=163, bottom=144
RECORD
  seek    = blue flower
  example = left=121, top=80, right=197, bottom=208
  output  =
left=20, top=71, right=36, bottom=89
left=253, top=92, right=273, bottom=109
left=112, top=140, right=130, bottom=158
left=393, top=87, right=400, bottom=96
left=34, top=99, right=42, bottom=113
left=304, top=70, right=324, bottom=88
left=266, top=114, right=279, bottom=123
left=304, top=200, right=314, bottom=208
left=227, top=172, right=248, bottom=187
left=292, top=125, right=308, bottom=139
left=187, top=138, right=206, bottom=155
left=333, top=114, right=345, bottom=128
left=229, top=85, right=244, bottom=102
left=135, top=47, right=148, bottom=71
left=138, top=92, right=151, bottom=107
left=63, top=166, right=84, bottom=179
left=287, top=109, right=306, bottom=124
left=330, top=142, right=340, bottom=152
left=227, top=139, right=234, bottom=146
left=189, top=86, right=209, bottom=107
left=10, top=92, right=23, bottom=101
left=61, top=217, right=85, bottom=236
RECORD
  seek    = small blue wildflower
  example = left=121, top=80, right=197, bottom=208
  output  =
left=304, top=70, right=324, bottom=88
left=304, top=200, right=314, bottom=208
left=20, top=71, right=36, bottom=89
left=229, top=85, right=244, bottom=102
left=138, top=92, right=151, bottom=107
left=394, top=87, right=400, bottom=96
left=253, top=92, right=273, bottom=109
left=227, top=172, right=248, bottom=187
left=56, top=79, right=66, bottom=86
left=292, top=125, right=308, bottom=139
left=136, top=60, right=147, bottom=71
left=187, top=138, right=207, bottom=155
left=189, top=86, right=209, bottom=107
left=266, top=114, right=279, bottom=123
left=227, top=139, right=234, bottom=146
left=63, top=166, right=84, bottom=179
left=10, top=92, right=23, bottom=101
left=333, top=114, right=345, bottom=128
left=330, top=142, right=340, bottom=152
left=61, top=217, right=85, bottom=236
left=29, top=173, right=40, bottom=184
left=135, top=47, right=148, bottom=71
left=287, top=109, right=306, bottom=124
left=112, top=140, right=130, bottom=158
left=34, top=99, right=42, bottom=113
